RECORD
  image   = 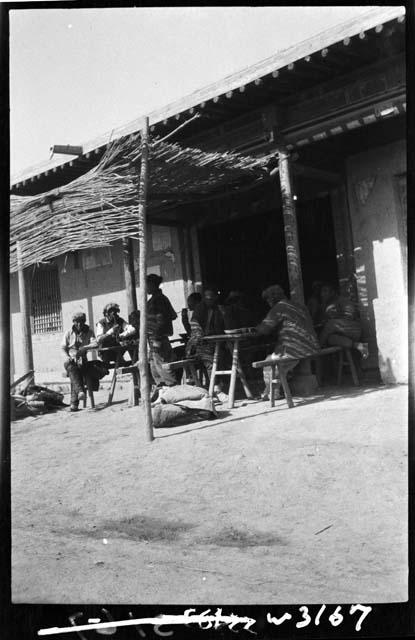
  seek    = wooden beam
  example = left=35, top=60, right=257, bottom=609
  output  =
left=303, top=57, right=332, bottom=74
left=137, top=118, right=153, bottom=442
left=16, top=242, right=34, bottom=377
left=292, top=163, right=341, bottom=184
left=122, top=237, right=137, bottom=315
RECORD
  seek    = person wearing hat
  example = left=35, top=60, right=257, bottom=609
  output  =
left=223, top=290, right=258, bottom=330
left=96, top=302, right=136, bottom=364
left=256, top=285, right=320, bottom=400
left=146, top=273, right=177, bottom=387
left=61, top=312, right=96, bottom=411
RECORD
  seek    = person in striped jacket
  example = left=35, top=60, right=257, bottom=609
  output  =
left=256, top=285, right=320, bottom=400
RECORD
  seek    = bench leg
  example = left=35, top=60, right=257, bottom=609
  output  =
left=337, top=350, right=344, bottom=385
left=315, top=357, right=323, bottom=387
left=188, top=363, right=199, bottom=386
left=108, top=368, right=117, bottom=405
left=208, top=343, right=220, bottom=397
left=270, top=365, right=276, bottom=408
left=278, top=364, right=294, bottom=409
left=129, top=370, right=140, bottom=406
left=86, top=378, right=95, bottom=409
left=228, top=342, right=239, bottom=409
left=345, top=348, right=360, bottom=386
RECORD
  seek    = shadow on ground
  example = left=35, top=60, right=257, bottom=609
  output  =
left=72, top=515, right=194, bottom=542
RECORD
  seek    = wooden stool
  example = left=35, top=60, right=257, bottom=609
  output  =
left=337, top=347, right=360, bottom=386
left=105, top=356, right=140, bottom=407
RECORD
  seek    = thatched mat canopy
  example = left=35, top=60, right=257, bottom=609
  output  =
left=10, top=134, right=274, bottom=272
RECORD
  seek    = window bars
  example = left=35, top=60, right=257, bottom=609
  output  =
left=31, top=265, right=63, bottom=334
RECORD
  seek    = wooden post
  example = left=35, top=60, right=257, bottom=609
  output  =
left=122, top=237, right=138, bottom=315
left=137, top=118, right=153, bottom=442
left=16, top=242, right=34, bottom=376
left=277, top=145, right=318, bottom=395
left=190, top=225, right=203, bottom=291
left=277, top=146, right=305, bottom=304
left=183, top=226, right=195, bottom=295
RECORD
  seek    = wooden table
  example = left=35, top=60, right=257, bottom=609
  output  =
left=202, top=333, right=255, bottom=409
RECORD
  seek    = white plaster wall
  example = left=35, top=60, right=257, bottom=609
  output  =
left=346, top=139, right=407, bottom=383
left=10, top=228, right=187, bottom=381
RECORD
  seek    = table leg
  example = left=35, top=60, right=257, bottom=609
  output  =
left=228, top=341, right=239, bottom=409
left=208, top=342, right=220, bottom=397
left=237, top=361, right=253, bottom=399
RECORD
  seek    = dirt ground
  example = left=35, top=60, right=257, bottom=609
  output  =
left=11, top=382, right=407, bottom=604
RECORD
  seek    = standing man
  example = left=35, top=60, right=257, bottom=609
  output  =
left=256, top=285, right=320, bottom=400
left=62, top=312, right=96, bottom=412
left=146, top=274, right=177, bottom=388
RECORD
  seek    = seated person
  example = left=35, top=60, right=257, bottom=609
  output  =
left=147, top=274, right=177, bottom=388
left=186, top=285, right=225, bottom=383
left=256, top=285, right=320, bottom=400
left=181, top=292, right=202, bottom=336
left=318, top=283, right=368, bottom=358
left=62, top=312, right=96, bottom=412
left=223, top=290, right=258, bottom=330
left=128, top=309, right=140, bottom=336
left=96, top=302, right=136, bottom=364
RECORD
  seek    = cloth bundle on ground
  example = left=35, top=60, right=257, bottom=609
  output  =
left=151, top=384, right=217, bottom=428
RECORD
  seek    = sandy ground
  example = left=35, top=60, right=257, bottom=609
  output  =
left=11, top=382, right=407, bottom=604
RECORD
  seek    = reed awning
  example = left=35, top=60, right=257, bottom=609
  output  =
left=10, top=134, right=274, bottom=272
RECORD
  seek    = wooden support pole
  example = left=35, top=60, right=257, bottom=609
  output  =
left=183, top=226, right=195, bottom=295
left=137, top=117, right=153, bottom=442
left=16, top=242, right=34, bottom=376
left=190, top=225, right=203, bottom=291
left=122, top=237, right=137, bottom=315
left=277, top=146, right=305, bottom=304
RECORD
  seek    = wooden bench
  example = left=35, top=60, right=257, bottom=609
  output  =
left=107, top=360, right=140, bottom=407
left=252, top=346, right=359, bottom=409
left=162, top=357, right=202, bottom=386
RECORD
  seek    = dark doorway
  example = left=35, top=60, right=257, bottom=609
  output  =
left=198, top=193, right=338, bottom=308
left=198, top=209, right=288, bottom=308
left=296, top=194, right=339, bottom=299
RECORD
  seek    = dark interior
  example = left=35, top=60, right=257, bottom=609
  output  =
left=198, top=192, right=338, bottom=313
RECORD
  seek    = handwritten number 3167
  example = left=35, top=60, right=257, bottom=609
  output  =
left=267, top=604, right=372, bottom=632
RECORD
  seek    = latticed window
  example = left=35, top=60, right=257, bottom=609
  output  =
left=31, top=264, right=63, bottom=334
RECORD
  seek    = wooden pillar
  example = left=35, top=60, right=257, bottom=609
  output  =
left=16, top=242, right=34, bottom=375
left=137, top=118, right=153, bottom=442
left=277, top=147, right=318, bottom=394
left=183, top=226, right=195, bottom=295
left=277, top=147, right=305, bottom=304
left=190, top=225, right=203, bottom=291
left=122, top=237, right=137, bottom=315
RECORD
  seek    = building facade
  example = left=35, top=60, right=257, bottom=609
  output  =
left=10, top=7, right=407, bottom=385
